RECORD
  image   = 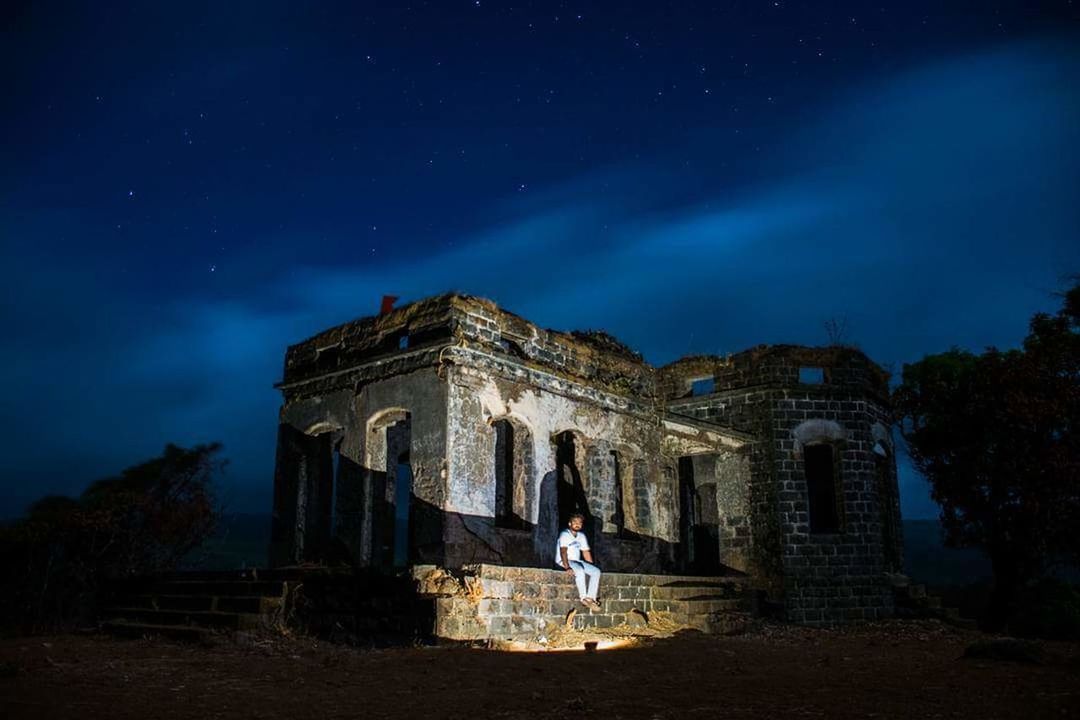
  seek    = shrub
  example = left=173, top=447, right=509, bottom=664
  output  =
left=0, top=443, right=224, bottom=636
left=1007, top=579, right=1080, bottom=642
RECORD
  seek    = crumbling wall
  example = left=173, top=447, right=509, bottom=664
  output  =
left=441, top=350, right=673, bottom=572
left=270, top=364, right=449, bottom=568
left=270, top=294, right=902, bottom=627
left=281, top=295, right=457, bottom=386
left=353, top=369, right=449, bottom=567
left=449, top=297, right=654, bottom=399
left=711, top=452, right=752, bottom=572
left=269, top=387, right=355, bottom=566
left=666, top=388, right=780, bottom=592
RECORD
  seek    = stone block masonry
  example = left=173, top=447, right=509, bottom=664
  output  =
left=419, top=564, right=749, bottom=641
left=663, top=345, right=901, bottom=624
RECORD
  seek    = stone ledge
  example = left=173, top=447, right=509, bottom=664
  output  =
left=424, top=564, right=751, bottom=641
left=469, top=563, right=746, bottom=588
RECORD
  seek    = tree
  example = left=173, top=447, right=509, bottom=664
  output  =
left=893, top=282, right=1080, bottom=628
left=78, top=442, right=224, bottom=575
left=0, top=443, right=225, bottom=635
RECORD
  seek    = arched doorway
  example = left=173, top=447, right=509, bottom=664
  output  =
left=365, top=409, right=413, bottom=569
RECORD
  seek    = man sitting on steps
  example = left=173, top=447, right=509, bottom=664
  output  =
left=557, top=513, right=601, bottom=610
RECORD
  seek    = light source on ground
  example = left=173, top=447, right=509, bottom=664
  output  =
left=495, top=638, right=636, bottom=653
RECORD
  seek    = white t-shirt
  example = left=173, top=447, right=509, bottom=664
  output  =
left=556, top=529, right=590, bottom=566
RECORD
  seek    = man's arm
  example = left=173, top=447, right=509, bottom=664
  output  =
left=580, top=534, right=595, bottom=566
left=560, top=546, right=574, bottom=573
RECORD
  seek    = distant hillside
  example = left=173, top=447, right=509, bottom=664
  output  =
left=192, top=513, right=270, bottom=571
left=902, top=519, right=992, bottom=587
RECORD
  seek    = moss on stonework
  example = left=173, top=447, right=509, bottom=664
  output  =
left=568, top=330, right=643, bottom=362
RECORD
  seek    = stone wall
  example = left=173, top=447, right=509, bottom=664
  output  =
left=440, top=348, right=677, bottom=571
left=666, top=389, right=780, bottom=588
left=271, top=294, right=703, bottom=575
left=770, top=392, right=897, bottom=623
left=270, top=365, right=449, bottom=568
left=659, top=344, right=890, bottom=400
left=422, top=564, right=748, bottom=641
left=663, top=345, right=902, bottom=624
left=450, top=298, right=654, bottom=399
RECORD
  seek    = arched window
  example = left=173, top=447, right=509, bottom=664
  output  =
left=791, top=419, right=846, bottom=535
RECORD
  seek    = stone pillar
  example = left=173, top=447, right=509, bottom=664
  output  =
left=302, top=432, right=334, bottom=563
left=269, top=424, right=303, bottom=567
left=334, top=452, right=367, bottom=565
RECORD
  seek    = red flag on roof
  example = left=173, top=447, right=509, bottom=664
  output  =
left=380, top=295, right=399, bottom=315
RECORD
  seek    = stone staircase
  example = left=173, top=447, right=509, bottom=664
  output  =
left=652, top=579, right=752, bottom=634
left=101, top=570, right=286, bottom=642
left=889, top=574, right=978, bottom=630
left=419, top=564, right=754, bottom=641
left=101, top=568, right=435, bottom=644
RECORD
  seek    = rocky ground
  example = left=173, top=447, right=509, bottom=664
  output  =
left=2, top=621, right=1078, bottom=719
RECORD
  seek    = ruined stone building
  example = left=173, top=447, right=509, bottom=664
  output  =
left=269, top=294, right=904, bottom=631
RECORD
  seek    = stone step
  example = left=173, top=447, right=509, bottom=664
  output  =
left=116, top=594, right=282, bottom=614
left=906, top=584, right=927, bottom=599
left=672, top=597, right=747, bottom=614
left=304, top=610, right=430, bottom=631
left=646, top=598, right=744, bottom=612
left=118, top=594, right=215, bottom=611
left=941, top=611, right=978, bottom=631
left=153, top=569, right=310, bottom=582
left=672, top=611, right=754, bottom=635
left=103, top=607, right=264, bottom=630
left=145, top=580, right=288, bottom=597
left=652, top=583, right=744, bottom=601
left=102, top=620, right=213, bottom=643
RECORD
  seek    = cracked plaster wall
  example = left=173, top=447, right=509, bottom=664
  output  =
left=444, top=363, right=676, bottom=569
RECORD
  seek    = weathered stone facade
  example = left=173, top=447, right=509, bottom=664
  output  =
left=663, top=348, right=903, bottom=623
left=418, top=564, right=749, bottom=641
left=269, top=294, right=903, bottom=628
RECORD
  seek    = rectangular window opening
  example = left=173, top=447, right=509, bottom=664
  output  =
left=799, top=366, right=825, bottom=384
left=805, top=444, right=841, bottom=533
left=611, top=450, right=625, bottom=536
left=633, top=461, right=650, bottom=531
left=330, top=443, right=340, bottom=535
left=494, top=419, right=520, bottom=529
left=398, top=333, right=410, bottom=350
left=690, top=377, right=715, bottom=396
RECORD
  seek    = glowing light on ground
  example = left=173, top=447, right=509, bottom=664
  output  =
left=495, top=638, right=637, bottom=653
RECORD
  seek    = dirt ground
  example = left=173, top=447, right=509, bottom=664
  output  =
left=2, top=621, right=1078, bottom=720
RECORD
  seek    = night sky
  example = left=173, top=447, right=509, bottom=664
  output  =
left=3, top=1, right=1078, bottom=520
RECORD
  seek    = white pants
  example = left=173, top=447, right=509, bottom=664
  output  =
left=564, top=560, right=601, bottom=600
